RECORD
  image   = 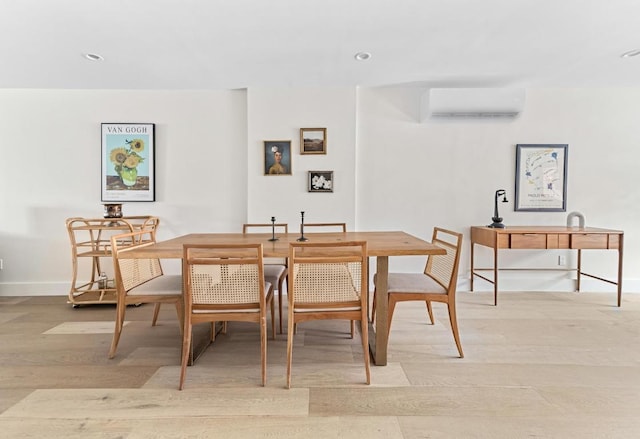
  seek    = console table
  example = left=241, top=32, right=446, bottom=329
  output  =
left=470, top=226, right=624, bottom=306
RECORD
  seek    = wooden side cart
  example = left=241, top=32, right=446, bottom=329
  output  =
left=65, top=216, right=159, bottom=307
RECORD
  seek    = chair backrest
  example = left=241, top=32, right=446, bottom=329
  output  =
left=424, top=227, right=463, bottom=292
left=183, top=243, right=266, bottom=310
left=242, top=223, right=288, bottom=266
left=111, top=229, right=163, bottom=293
left=301, top=222, right=347, bottom=233
left=289, top=241, right=367, bottom=308
left=243, top=223, right=288, bottom=234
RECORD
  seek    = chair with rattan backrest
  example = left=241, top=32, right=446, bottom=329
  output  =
left=108, top=229, right=183, bottom=359
left=180, top=243, right=275, bottom=389
left=287, top=241, right=370, bottom=388
left=301, top=222, right=347, bottom=233
left=297, top=222, right=355, bottom=337
left=242, top=223, right=288, bottom=334
left=372, top=227, right=464, bottom=358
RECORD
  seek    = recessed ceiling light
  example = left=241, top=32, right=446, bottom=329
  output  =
left=83, top=53, right=104, bottom=61
left=354, top=52, right=372, bottom=61
left=620, top=49, right=640, bottom=58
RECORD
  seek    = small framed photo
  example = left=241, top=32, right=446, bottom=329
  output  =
left=308, top=171, right=333, bottom=192
left=264, top=140, right=292, bottom=175
left=300, top=128, right=327, bottom=155
left=101, top=123, right=155, bottom=202
left=515, top=144, right=568, bottom=211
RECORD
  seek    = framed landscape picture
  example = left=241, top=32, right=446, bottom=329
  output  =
left=101, top=123, right=155, bottom=202
left=300, top=128, right=327, bottom=154
left=514, top=144, right=568, bottom=211
left=264, top=140, right=292, bottom=175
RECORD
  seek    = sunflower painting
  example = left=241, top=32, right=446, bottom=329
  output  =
left=101, top=123, right=155, bottom=202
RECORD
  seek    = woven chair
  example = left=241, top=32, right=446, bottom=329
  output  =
left=243, top=223, right=288, bottom=334
left=287, top=241, right=370, bottom=388
left=372, top=227, right=464, bottom=358
left=180, top=243, right=275, bottom=390
left=297, top=222, right=356, bottom=338
left=108, top=229, right=183, bottom=359
left=301, top=222, right=347, bottom=233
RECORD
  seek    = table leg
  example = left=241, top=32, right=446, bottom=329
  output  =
left=493, top=246, right=498, bottom=306
left=618, top=235, right=624, bottom=307
left=368, top=256, right=388, bottom=366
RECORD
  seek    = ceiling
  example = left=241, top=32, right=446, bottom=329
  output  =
left=2, top=0, right=640, bottom=90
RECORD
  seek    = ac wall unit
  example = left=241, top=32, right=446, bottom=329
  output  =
left=425, top=88, right=525, bottom=119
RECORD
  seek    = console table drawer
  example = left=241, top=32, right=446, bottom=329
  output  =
left=510, top=234, right=547, bottom=249
left=571, top=234, right=615, bottom=249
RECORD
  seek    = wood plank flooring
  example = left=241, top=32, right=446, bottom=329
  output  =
left=1, top=291, right=639, bottom=438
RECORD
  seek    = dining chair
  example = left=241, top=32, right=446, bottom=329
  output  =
left=242, top=223, right=288, bottom=334
left=287, top=241, right=370, bottom=388
left=180, top=243, right=275, bottom=389
left=371, top=227, right=464, bottom=358
left=301, top=222, right=347, bottom=233
left=297, top=222, right=355, bottom=337
left=129, top=216, right=163, bottom=325
left=108, top=229, right=184, bottom=359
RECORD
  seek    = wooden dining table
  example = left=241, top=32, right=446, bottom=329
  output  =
left=124, top=230, right=445, bottom=366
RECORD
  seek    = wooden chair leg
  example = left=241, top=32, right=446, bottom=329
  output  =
left=261, top=316, right=267, bottom=386
left=387, top=296, right=398, bottom=338
left=360, top=312, right=371, bottom=385
left=270, top=295, right=276, bottom=340
left=179, top=321, right=193, bottom=390
left=447, top=303, right=464, bottom=358
left=370, top=288, right=377, bottom=323
left=108, top=300, right=127, bottom=359
left=350, top=320, right=355, bottom=338
left=286, top=313, right=295, bottom=389
left=426, top=301, right=434, bottom=324
left=277, top=278, right=285, bottom=334
left=151, top=303, right=161, bottom=326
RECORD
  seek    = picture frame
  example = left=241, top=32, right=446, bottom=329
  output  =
left=308, top=171, right=334, bottom=192
left=264, top=140, right=292, bottom=175
left=101, top=123, right=155, bottom=202
left=300, top=128, right=327, bottom=154
left=515, top=144, right=568, bottom=211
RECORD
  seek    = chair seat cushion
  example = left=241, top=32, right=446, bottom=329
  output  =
left=263, top=264, right=286, bottom=286
left=376, top=273, right=446, bottom=295
left=128, top=274, right=182, bottom=296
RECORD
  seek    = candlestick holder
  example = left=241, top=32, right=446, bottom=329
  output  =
left=268, top=216, right=278, bottom=241
left=297, top=211, right=308, bottom=241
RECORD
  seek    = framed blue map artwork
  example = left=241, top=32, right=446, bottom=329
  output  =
left=514, top=144, right=568, bottom=212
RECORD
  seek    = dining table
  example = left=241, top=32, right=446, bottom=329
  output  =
left=124, top=230, right=445, bottom=366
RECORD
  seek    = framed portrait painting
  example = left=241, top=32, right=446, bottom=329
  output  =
left=308, top=171, right=334, bottom=192
left=514, top=144, right=568, bottom=211
left=264, top=140, right=292, bottom=175
left=300, top=128, right=326, bottom=154
left=101, top=123, right=155, bottom=202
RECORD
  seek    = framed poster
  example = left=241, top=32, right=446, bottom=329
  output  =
left=300, top=128, right=326, bottom=154
left=264, top=140, right=292, bottom=175
left=101, top=123, right=155, bottom=202
left=308, top=171, right=333, bottom=192
left=515, top=144, right=568, bottom=211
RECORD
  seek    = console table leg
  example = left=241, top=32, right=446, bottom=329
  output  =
left=493, top=247, right=498, bottom=306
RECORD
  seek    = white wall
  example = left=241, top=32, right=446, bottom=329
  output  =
left=0, top=89, right=248, bottom=294
left=246, top=87, right=357, bottom=227
left=356, top=86, right=640, bottom=291
left=0, top=86, right=638, bottom=296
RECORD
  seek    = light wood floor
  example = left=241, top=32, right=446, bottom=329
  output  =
left=1, top=291, right=639, bottom=438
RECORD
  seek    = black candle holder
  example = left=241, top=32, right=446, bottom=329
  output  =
left=297, top=211, right=308, bottom=241
left=488, top=189, right=509, bottom=228
left=268, top=216, right=278, bottom=241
